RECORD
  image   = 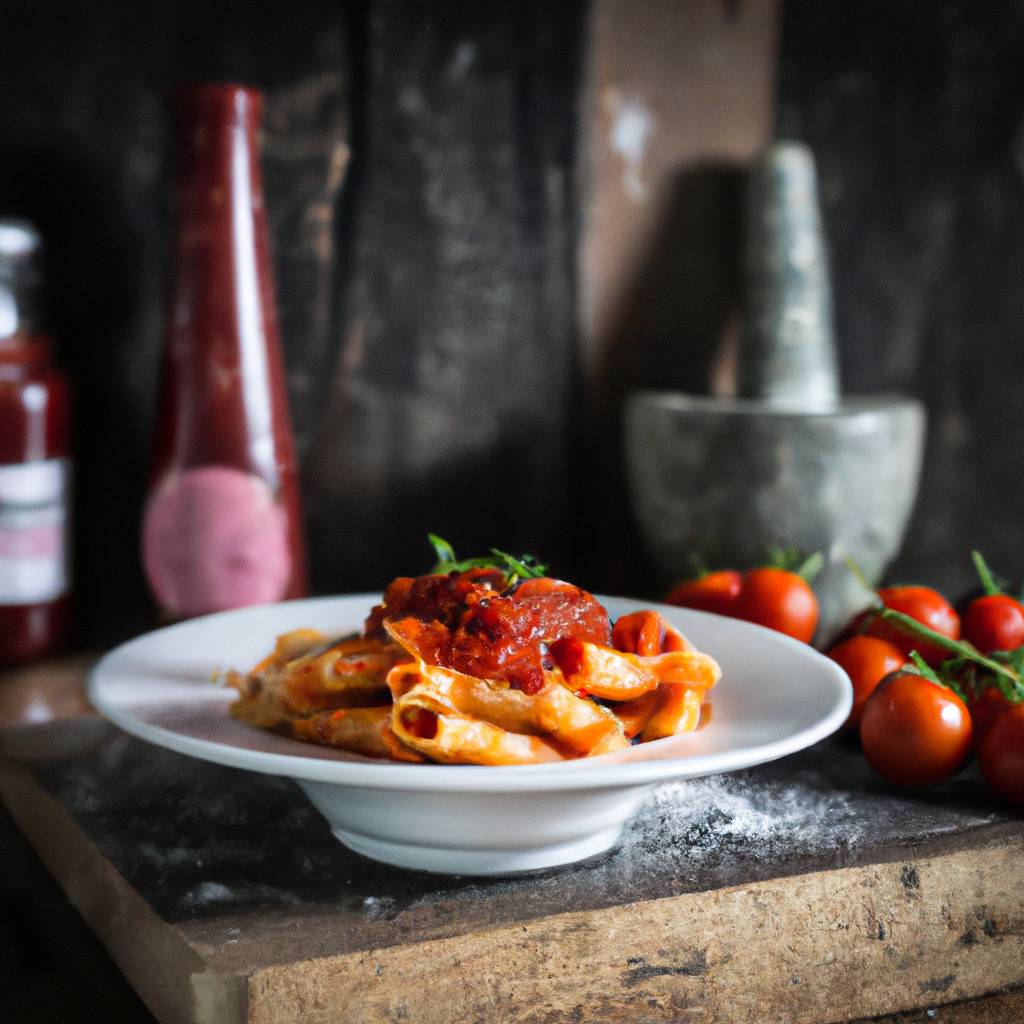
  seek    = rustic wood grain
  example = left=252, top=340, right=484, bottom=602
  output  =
left=1, top=717, right=1021, bottom=1024
left=305, top=0, right=586, bottom=595
left=2, top=3, right=1024, bottom=646
left=777, top=0, right=1024, bottom=595
left=246, top=842, right=1024, bottom=1024
left=864, top=986, right=1024, bottom=1023
left=0, top=763, right=219, bottom=1024
left=0, top=654, right=96, bottom=728
left=0, top=803, right=154, bottom=1023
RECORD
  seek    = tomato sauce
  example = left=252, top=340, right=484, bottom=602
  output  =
left=366, top=571, right=611, bottom=694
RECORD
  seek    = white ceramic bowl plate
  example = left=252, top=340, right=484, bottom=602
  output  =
left=88, top=596, right=851, bottom=876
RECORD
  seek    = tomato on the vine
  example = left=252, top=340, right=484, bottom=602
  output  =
left=863, top=586, right=960, bottom=665
left=665, top=570, right=743, bottom=617
left=826, top=636, right=907, bottom=729
left=859, top=670, right=972, bottom=788
left=667, top=557, right=820, bottom=643
left=978, top=703, right=1024, bottom=807
left=735, top=567, right=818, bottom=643
left=968, top=686, right=1014, bottom=741
left=961, top=594, right=1024, bottom=654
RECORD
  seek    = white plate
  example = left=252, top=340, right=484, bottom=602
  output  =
left=88, top=595, right=852, bottom=876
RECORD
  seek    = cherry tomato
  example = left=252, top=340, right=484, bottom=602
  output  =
left=961, top=594, right=1024, bottom=654
left=734, top=567, right=818, bottom=643
left=859, top=670, right=973, bottom=788
left=665, top=570, right=743, bottom=617
left=863, top=586, right=960, bottom=665
left=969, top=686, right=1014, bottom=742
left=826, top=636, right=907, bottom=729
left=978, top=702, right=1024, bottom=806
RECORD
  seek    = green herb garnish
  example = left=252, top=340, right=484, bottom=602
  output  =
left=427, top=534, right=548, bottom=588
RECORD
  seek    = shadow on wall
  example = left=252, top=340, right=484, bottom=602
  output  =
left=583, top=161, right=747, bottom=594
left=595, top=161, right=746, bottom=409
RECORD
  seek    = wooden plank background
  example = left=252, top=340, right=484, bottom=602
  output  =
left=2, top=1, right=1024, bottom=643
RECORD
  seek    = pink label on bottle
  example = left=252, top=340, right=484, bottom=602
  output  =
left=142, top=465, right=292, bottom=617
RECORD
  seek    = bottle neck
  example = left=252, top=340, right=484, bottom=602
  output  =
left=171, top=84, right=264, bottom=236
left=167, top=83, right=272, bottom=359
left=156, top=83, right=288, bottom=484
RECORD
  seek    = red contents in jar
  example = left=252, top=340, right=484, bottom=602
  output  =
left=367, top=571, right=611, bottom=694
left=0, top=220, right=72, bottom=666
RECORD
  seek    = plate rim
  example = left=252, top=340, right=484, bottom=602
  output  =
left=87, top=594, right=853, bottom=793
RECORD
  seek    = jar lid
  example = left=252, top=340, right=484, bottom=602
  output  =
left=0, top=219, right=42, bottom=283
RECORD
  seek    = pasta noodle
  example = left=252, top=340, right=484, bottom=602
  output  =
left=293, top=706, right=424, bottom=762
left=385, top=661, right=628, bottom=759
left=228, top=559, right=720, bottom=765
left=227, top=633, right=406, bottom=729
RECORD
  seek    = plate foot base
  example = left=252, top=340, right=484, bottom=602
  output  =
left=332, top=825, right=625, bottom=877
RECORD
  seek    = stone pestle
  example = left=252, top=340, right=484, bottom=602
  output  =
left=740, top=142, right=839, bottom=411
left=624, top=142, right=926, bottom=638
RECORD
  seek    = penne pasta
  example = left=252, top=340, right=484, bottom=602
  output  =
left=609, top=690, right=661, bottom=739
left=228, top=631, right=407, bottom=728
left=640, top=685, right=703, bottom=742
left=228, top=544, right=721, bottom=765
left=386, top=660, right=627, bottom=757
left=611, top=610, right=693, bottom=656
left=292, top=706, right=424, bottom=762
left=386, top=661, right=538, bottom=733
left=530, top=678, right=628, bottom=756
left=391, top=672, right=565, bottom=765
left=559, top=642, right=720, bottom=702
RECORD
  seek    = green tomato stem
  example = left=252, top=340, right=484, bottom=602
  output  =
left=878, top=608, right=1018, bottom=684
left=971, top=550, right=1002, bottom=597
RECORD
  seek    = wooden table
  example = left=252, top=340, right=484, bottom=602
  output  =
left=0, top=659, right=1022, bottom=1024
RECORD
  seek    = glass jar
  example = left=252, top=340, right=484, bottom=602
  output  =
left=0, top=219, right=72, bottom=665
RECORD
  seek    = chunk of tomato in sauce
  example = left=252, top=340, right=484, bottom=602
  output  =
left=369, top=571, right=611, bottom=694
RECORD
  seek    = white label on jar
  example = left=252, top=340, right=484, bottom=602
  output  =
left=0, top=458, right=70, bottom=605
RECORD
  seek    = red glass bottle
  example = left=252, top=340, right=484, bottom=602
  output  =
left=0, top=220, right=72, bottom=665
left=142, top=84, right=307, bottom=618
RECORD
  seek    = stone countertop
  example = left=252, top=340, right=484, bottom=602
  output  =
left=1, top=712, right=1022, bottom=1024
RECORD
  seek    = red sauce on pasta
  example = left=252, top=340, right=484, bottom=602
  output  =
left=365, top=571, right=611, bottom=694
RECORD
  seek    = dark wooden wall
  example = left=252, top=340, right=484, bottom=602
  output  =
left=777, top=0, right=1024, bottom=596
left=1, top=1, right=1023, bottom=646
left=0, top=0, right=583, bottom=644
left=0, top=1, right=355, bottom=643
left=304, top=1, right=584, bottom=597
